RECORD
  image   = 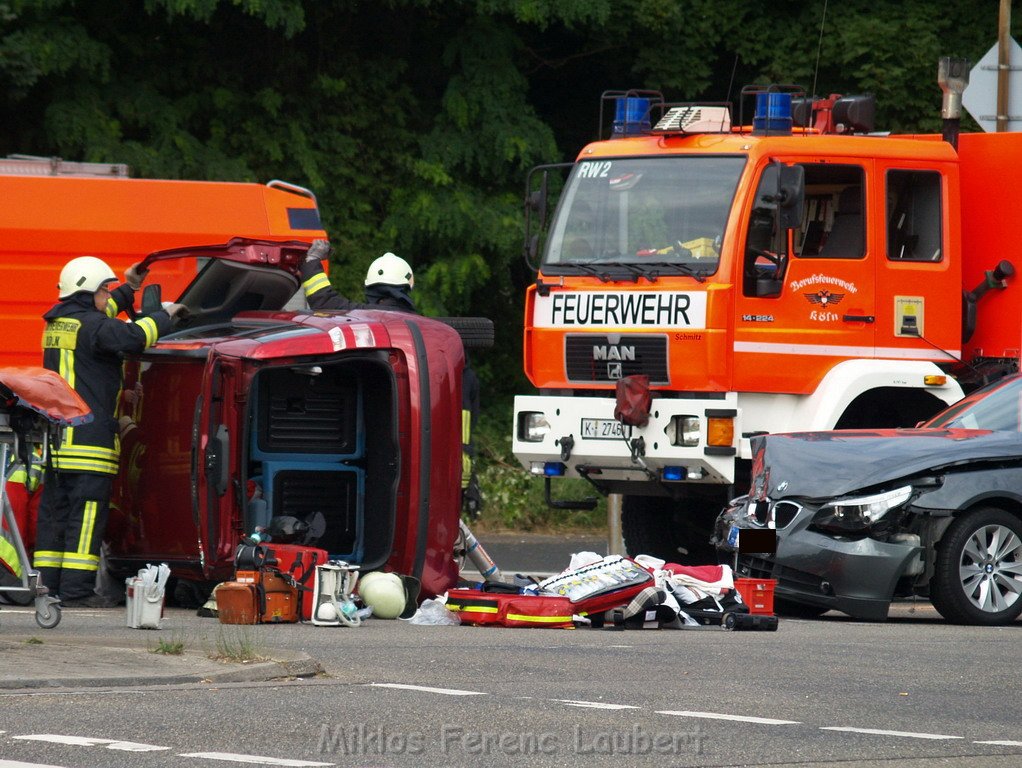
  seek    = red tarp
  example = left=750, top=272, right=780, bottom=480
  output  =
left=0, top=367, right=92, bottom=426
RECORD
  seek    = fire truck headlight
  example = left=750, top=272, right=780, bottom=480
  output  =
left=518, top=412, right=551, bottom=442
left=667, top=415, right=700, bottom=447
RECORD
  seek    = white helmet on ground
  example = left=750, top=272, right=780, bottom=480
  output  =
left=357, top=571, right=407, bottom=619
left=58, top=256, right=116, bottom=299
left=365, top=252, right=414, bottom=288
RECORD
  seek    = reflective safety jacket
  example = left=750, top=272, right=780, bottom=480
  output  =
left=41, top=287, right=173, bottom=475
left=300, top=260, right=416, bottom=313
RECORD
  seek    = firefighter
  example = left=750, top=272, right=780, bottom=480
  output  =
left=301, top=239, right=416, bottom=313
left=300, top=239, right=483, bottom=516
left=34, top=256, right=183, bottom=607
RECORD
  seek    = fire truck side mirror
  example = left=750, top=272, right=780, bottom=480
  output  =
left=777, top=164, right=805, bottom=230
left=527, top=233, right=541, bottom=264
left=527, top=171, right=550, bottom=232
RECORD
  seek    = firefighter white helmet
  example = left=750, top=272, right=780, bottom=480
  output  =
left=58, top=256, right=116, bottom=299
left=357, top=571, right=406, bottom=619
left=365, top=252, right=414, bottom=288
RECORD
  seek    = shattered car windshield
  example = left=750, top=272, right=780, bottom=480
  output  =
left=542, top=156, right=745, bottom=277
left=925, top=375, right=1022, bottom=432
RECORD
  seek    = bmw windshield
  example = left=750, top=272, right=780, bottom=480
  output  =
left=542, top=156, right=745, bottom=279
left=924, top=374, right=1022, bottom=432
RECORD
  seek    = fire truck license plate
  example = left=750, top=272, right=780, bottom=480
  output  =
left=580, top=418, right=629, bottom=440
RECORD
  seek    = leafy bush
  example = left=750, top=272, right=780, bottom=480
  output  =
left=470, top=406, right=605, bottom=533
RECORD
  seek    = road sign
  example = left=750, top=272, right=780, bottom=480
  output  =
left=963, top=37, right=1022, bottom=132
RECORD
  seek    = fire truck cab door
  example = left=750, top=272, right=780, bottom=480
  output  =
left=734, top=161, right=875, bottom=396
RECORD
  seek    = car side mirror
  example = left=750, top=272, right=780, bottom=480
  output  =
left=141, top=284, right=162, bottom=314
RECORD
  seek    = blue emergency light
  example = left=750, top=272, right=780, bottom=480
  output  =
left=753, top=92, right=793, bottom=135
left=543, top=462, right=566, bottom=477
left=613, top=97, right=652, bottom=136
left=661, top=466, right=686, bottom=482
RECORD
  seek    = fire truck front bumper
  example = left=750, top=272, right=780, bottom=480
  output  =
left=512, top=394, right=741, bottom=486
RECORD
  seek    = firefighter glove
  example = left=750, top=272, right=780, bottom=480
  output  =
left=125, top=262, right=148, bottom=291
left=306, top=239, right=332, bottom=263
left=165, top=302, right=190, bottom=320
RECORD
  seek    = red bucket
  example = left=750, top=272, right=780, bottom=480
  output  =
left=734, top=578, right=776, bottom=616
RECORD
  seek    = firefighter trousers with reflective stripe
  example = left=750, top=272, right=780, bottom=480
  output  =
left=33, top=470, right=112, bottom=600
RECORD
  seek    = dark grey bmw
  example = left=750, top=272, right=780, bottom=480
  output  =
left=717, top=374, right=1022, bottom=625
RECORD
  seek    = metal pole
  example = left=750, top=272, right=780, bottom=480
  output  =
left=997, top=0, right=1012, bottom=132
left=606, top=493, right=625, bottom=555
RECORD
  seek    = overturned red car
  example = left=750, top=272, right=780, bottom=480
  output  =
left=107, top=239, right=469, bottom=599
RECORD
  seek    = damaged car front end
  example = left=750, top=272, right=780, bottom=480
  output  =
left=717, top=374, right=1022, bottom=625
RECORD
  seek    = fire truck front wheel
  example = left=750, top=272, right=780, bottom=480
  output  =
left=622, top=495, right=679, bottom=562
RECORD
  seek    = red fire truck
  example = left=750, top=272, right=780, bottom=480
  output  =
left=513, top=59, right=1019, bottom=561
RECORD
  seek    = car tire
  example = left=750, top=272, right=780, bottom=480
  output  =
left=432, top=317, right=494, bottom=350
left=930, top=507, right=1022, bottom=626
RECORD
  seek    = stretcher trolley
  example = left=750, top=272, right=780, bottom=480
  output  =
left=0, top=367, right=92, bottom=629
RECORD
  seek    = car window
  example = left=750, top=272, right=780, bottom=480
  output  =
left=927, top=376, right=1022, bottom=432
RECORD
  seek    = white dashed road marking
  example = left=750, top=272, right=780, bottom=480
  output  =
left=367, top=682, right=487, bottom=696
left=13, top=735, right=168, bottom=751
left=974, top=740, right=1022, bottom=746
left=0, top=761, right=69, bottom=768
left=179, top=754, right=333, bottom=766
left=657, top=710, right=802, bottom=725
left=554, top=699, right=641, bottom=710
left=820, top=727, right=963, bottom=740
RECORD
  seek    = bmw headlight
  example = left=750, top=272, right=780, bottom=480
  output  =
left=812, top=485, right=912, bottom=534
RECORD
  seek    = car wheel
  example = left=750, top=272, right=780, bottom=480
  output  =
left=930, top=507, right=1022, bottom=625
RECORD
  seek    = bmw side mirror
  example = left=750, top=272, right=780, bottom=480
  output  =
left=141, top=284, right=162, bottom=314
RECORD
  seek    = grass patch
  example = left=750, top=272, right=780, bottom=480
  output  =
left=212, top=625, right=262, bottom=663
left=150, top=632, right=186, bottom=655
left=472, top=411, right=606, bottom=533
left=24, top=637, right=43, bottom=645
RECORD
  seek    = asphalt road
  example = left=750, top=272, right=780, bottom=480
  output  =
left=0, top=605, right=1020, bottom=768
left=1, top=533, right=1020, bottom=767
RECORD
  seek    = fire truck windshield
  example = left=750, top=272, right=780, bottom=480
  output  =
left=542, top=155, right=745, bottom=278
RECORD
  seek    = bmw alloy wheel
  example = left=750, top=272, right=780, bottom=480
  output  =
left=931, top=507, right=1022, bottom=625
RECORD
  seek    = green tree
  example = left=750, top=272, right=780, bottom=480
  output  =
left=0, top=0, right=1010, bottom=527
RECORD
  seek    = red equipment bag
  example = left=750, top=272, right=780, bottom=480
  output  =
left=259, top=543, right=328, bottom=621
left=537, top=555, right=655, bottom=617
left=613, top=375, right=651, bottom=427
left=445, top=589, right=575, bottom=628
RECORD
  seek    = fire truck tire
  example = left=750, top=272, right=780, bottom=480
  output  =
left=621, top=495, right=682, bottom=562
left=432, top=317, right=494, bottom=350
